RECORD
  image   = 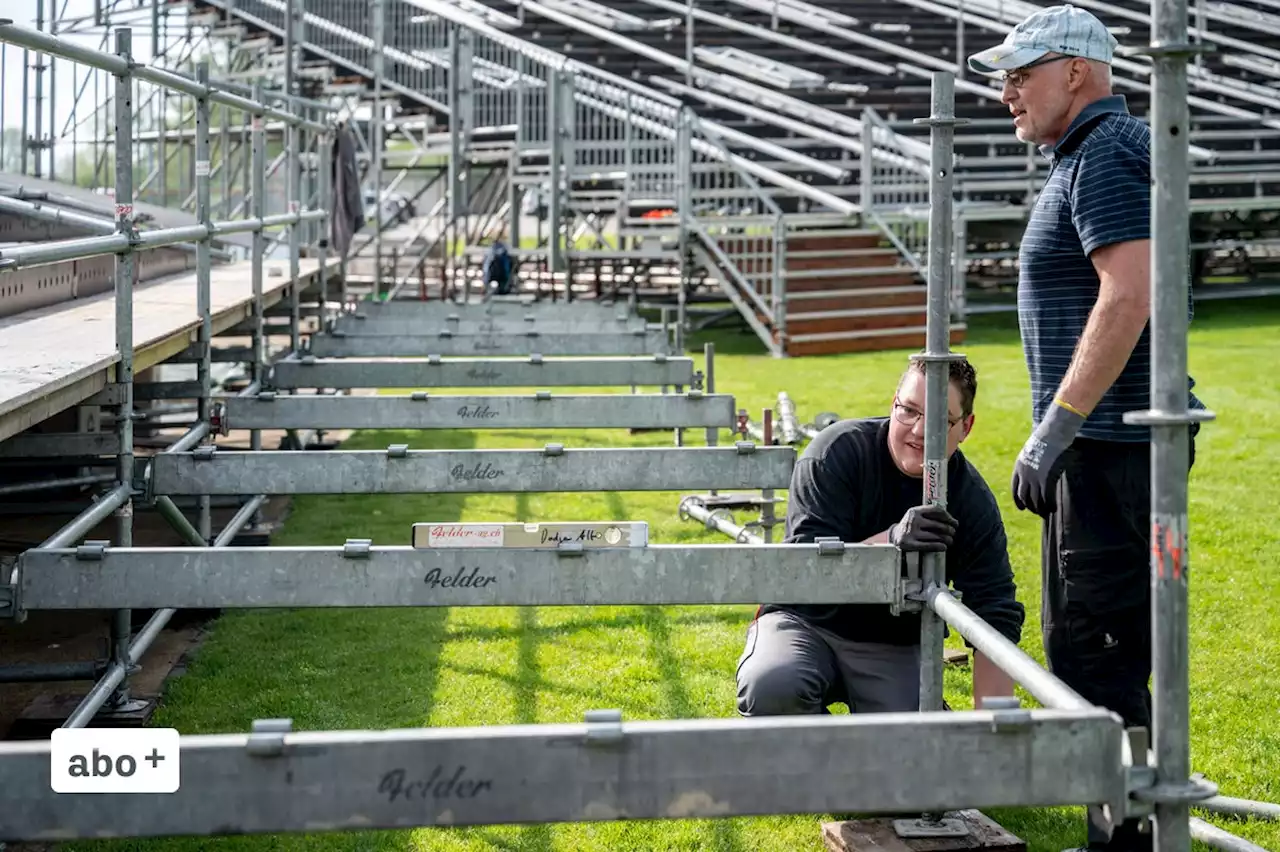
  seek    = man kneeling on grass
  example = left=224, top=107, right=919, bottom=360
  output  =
left=736, top=357, right=1026, bottom=715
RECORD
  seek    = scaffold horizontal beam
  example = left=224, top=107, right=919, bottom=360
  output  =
left=146, top=445, right=796, bottom=495
left=352, top=299, right=628, bottom=319
left=331, top=315, right=649, bottom=337
left=13, top=541, right=901, bottom=610
left=269, top=356, right=698, bottom=389
left=220, top=392, right=733, bottom=430
left=307, top=330, right=669, bottom=358
left=0, top=709, right=1125, bottom=841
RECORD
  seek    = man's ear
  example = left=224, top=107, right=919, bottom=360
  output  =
left=958, top=413, right=975, bottom=443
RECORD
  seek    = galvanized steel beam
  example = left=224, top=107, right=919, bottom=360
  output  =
left=146, top=445, right=795, bottom=495
left=308, top=330, right=669, bottom=358
left=330, top=314, right=649, bottom=336
left=269, top=356, right=697, bottom=389
left=14, top=540, right=901, bottom=610
left=0, top=708, right=1125, bottom=840
left=219, top=392, right=732, bottom=430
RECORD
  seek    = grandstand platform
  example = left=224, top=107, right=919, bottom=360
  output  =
left=0, top=259, right=335, bottom=444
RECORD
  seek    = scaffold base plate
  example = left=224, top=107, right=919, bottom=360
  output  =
left=822, top=810, right=1025, bottom=852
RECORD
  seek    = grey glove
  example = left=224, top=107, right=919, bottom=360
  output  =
left=889, top=504, right=958, bottom=552
left=1011, top=401, right=1085, bottom=516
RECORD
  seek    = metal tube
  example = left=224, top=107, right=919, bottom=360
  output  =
left=1197, top=796, right=1280, bottom=822
left=0, top=661, right=101, bottom=684
left=678, top=496, right=763, bottom=544
left=0, top=473, right=116, bottom=496
left=132, top=224, right=213, bottom=249
left=213, top=495, right=267, bottom=547
left=0, top=234, right=131, bottom=268
left=166, top=421, right=211, bottom=455
left=372, top=0, right=386, bottom=298
left=251, top=79, right=266, bottom=456
left=0, top=18, right=130, bottom=75
left=775, top=392, right=802, bottom=445
left=108, top=24, right=137, bottom=722
left=1188, top=819, right=1270, bottom=852
left=37, top=483, right=132, bottom=549
left=154, top=495, right=206, bottom=547
left=927, top=587, right=1089, bottom=710
left=915, top=70, right=959, bottom=717
left=196, top=61, right=213, bottom=544
left=1145, top=0, right=1199, bottom=847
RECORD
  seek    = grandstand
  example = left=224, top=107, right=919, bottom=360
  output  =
left=0, top=0, right=1276, bottom=849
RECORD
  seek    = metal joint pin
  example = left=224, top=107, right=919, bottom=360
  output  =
left=535, top=390, right=552, bottom=400
left=439, top=329, right=454, bottom=338
left=543, top=443, right=565, bottom=456
left=428, top=354, right=442, bottom=365
left=584, top=708, right=623, bottom=745
left=556, top=541, right=585, bottom=557
left=342, top=539, right=372, bottom=559
left=411, top=391, right=429, bottom=402
left=246, top=718, right=292, bottom=757
left=256, top=391, right=277, bottom=402
left=529, top=353, right=544, bottom=364
left=301, top=355, right=317, bottom=366
left=75, top=541, right=109, bottom=561
left=816, top=538, right=845, bottom=556
left=387, top=444, right=409, bottom=459
left=653, top=353, right=667, bottom=363
left=193, top=445, right=217, bottom=461
left=734, top=441, right=757, bottom=454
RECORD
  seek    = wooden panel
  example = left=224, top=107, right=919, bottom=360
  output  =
left=786, top=312, right=930, bottom=337
left=786, top=231, right=885, bottom=252
left=786, top=327, right=966, bottom=357
left=786, top=250, right=904, bottom=271
left=786, top=271, right=920, bottom=292
left=787, top=290, right=926, bottom=313
left=0, top=257, right=334, bottom=443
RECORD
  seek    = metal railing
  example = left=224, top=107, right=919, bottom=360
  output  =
left=861, top=106, right=932, bottom=276
left=0, top=17, right=334, bottom=714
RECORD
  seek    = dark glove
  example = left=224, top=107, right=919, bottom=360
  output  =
left=889, top=504, right=958, bottom=552
left=1011, top=401, right=1085, bottom=516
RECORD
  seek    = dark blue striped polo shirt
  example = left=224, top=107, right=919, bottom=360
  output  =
left=1018, top=94, right=1202, bottom=442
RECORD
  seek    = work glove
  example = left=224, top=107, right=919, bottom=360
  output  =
left=1011, top=401, right=1085, bottom=517
left=889, top=504, right=958, bottom=552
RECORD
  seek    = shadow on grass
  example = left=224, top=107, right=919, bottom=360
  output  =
left=58, top=428, right=485, bottom=852
left=643, top=608, right=747, bottom=852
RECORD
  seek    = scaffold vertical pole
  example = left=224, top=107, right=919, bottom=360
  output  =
left=286, top=0, right=301, bottom=347
left=195, top=60, right=212, bottom=543
left=1133, top=0, right=1218, bottom=847
left=250, top=79, right=266, bottom=455
left=915, top=70, right=961, bottom=717
left=104, top=25, right=140, bottom=722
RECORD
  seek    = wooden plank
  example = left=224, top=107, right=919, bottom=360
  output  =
left=822, top=810, right=1026, bottom=852
left=0, top=257, right=334, bottom=442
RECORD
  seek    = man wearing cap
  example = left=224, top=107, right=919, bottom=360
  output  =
left=967, top=6, right=1204, bottom=852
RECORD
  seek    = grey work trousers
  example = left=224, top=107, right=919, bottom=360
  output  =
left=735, top=610, right=921, bottom=716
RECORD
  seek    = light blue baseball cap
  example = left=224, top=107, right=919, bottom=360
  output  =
left=967, top=4, right=1118, bottom=74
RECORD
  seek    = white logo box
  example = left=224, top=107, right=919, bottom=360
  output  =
left=411, top=521, right=648, bottom=549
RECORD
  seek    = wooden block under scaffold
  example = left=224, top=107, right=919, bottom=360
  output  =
left=821, top=809, right=1026, bottom=852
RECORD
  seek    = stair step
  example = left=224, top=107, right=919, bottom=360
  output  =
left=786, top=262, right=915, bottom=280
left=787, top=291, right=926, bottom=314
left=788, top=304, right=931, bottom=322
left=785, top=325, right=967, bottom=357
left=786, top=229, right=886, bottom=252
left=785, top=309, right=940, bottom=337
left=787, top=285, right=923, bottom=302
left=786, top=250, right=905, bottom=271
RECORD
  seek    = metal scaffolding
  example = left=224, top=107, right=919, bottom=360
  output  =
left=0, top=0, right=1273, bottom=849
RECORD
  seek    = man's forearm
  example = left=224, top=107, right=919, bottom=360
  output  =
left=973, top=650, right=1016, bottom=706
left=1056, top=239, right=1152, bottom=415
left=1057, top=290, right=1148, bottom=415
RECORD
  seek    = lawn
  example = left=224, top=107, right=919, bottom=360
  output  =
left=68, top=296, right=1280, bottom=852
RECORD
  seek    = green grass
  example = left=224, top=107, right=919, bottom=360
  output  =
left=69, top=297, right=1280, bottom=852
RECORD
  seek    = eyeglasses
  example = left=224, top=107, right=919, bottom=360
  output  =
left=892, top=398, right=966, bottom=429
left=1001, top=54, right=1073, bottom=88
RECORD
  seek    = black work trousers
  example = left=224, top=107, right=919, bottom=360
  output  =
left=1041, top=435, right=1195, bottom=851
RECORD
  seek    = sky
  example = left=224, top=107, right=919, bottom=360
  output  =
left=2, top=0, right=163, bottom=171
